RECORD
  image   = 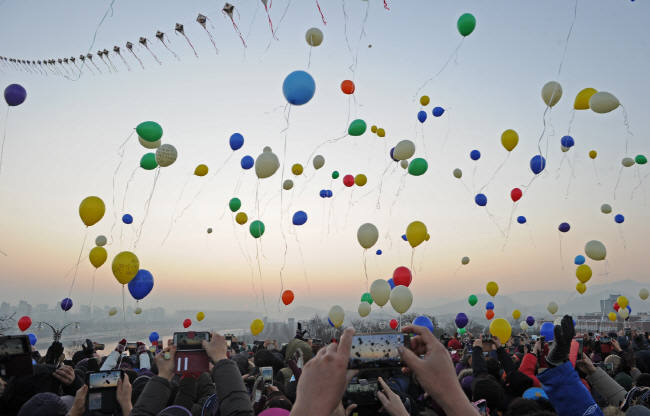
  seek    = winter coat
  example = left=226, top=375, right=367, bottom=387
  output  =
left=538, top=362, right=604, bottom=416
left=518, top=353, right=541, bottom=387
left=585, top=367, right=626, bottom=407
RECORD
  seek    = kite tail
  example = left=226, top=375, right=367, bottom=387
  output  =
left=315, top=0, right=326, bottom=24
left=203, top=29, right=220, bottom=54
left=129, top=51, right=144, bottom=69
left=90, top=60, right=103, bottom=74
left=72, top=62, right=83, bottom=75
left=233, top=21, right=246, bottom=47
left=384, top=1, right=390, bottom=10
left=162, top=42, right=180, bottom=60
left=178, top=32, right=199, bottom=57
left=144, top=46, right=162, bottom=65
left=117, top=54, right=131, bottom=71
left=99, top=57, right=112, bottom=73
left=264, top=5, right=276, bottom=37
left=106, top=56, right=119, bottom=72
left=67, top=64, right=77, bottom=77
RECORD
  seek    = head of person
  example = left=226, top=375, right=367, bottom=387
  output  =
left=254, top=349, right=275, bottom=369
left=472, top=378, right=504, bottom=413
left=485, top=357, right=501, bottom=380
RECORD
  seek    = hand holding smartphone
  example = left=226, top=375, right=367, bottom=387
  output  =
left=86, top=370, right=123, bottom=413
left=173, top=332, right=211, bottom=374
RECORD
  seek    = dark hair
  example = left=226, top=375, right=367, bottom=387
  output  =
left=505, top=398, right=540, bottom=416
left=486, top=357, right=502, bottom=380
left=635, top=374, right=650, bottom=387
left=254, top=349, right=275, bottom=368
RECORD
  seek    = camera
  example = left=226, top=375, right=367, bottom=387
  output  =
left=0, top=335, right=33, bottom=377
left=344, top=379, right=380, bottom=407
left=261, top=366, right=273, bottom=386
left=482, top=334, right=492, bottom=342
left=173, top=332, right=211, bottom=374
left=94, top=343, right=105, bottom=351
left=600, top=337, right=611, bottom=344
left=86, top=370, right=123, bottom=413
left=296, top=322, right=308, bottom=340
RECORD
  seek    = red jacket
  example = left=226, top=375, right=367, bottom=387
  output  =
left=519, top=353, right=541, bottom=388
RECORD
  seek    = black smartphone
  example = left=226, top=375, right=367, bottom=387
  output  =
left=482, top=334, right=492, bottom=342
left=174, top=332, right=210, bottom=350
left=86, top=370, right=123, bottom=413
left=0, top=335, right=33, bottom=377
left=540, top=336, right=545, bottom=345
left=348, top=332, right=410, bottom=369
left=508, top=346, right=515, bottom=354
left=94, top=343, right=105, bottom=351
left=126, top=342, right=137, bottom=354
left=225, top=335, right=232, bottom=347
left=345, top=379, right=380, bottom=406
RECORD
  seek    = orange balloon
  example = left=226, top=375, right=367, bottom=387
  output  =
left=282, top=290, right=294, bottom=306
left=341, top=80, right=355, bottom=95
left=485, top=310, right=495, bottom=320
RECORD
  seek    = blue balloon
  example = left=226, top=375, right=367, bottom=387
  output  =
left=540, top=322, right=555, bottom=341
left=558, top=222, right=570, bottom=233
left=4, top=84, right=26, bottom=106
left=149, top=332, right=160, bottom=343
left=328, top=318, right=335, bottom=327
left=475, top=193, right=487, bottom=207
left=28, top=333, right=37, bottom=346
left=390, top=147, right=398, bottom=162
left=319, top=190, right=327, bottom=198
left=128, top=269, right=154, bottom=301
left=326, top=190, right=333, bottom=198
left=486, top=302, right=494, bottom=310
left=292, top=211, right=308, bottom=226
left=413, top=316, right=434, bottom=334
left=575, top=255, right=585, bottom=265
left=615, top=214, right=625, bottom=224
left=401, top=234, right=408, bottom=241
left=61, top=298, right=73, bottom=311
left=229, top=133, right=244, bottom=151
left=627, top=305, right=632, bottom=313
left=282, top=70, right=316, bottom=105
left=376, top=250, right=382, bottom=255
left=432, top=107, right=445, bottom=117
left=241, top=155, right=254, bottom=170
left=387, top=278, right=395, bottom=289
left=530, top=155, right=546, bottom=175
left=417, top=111, right=427, bottom=123
left=122, top=214, right=133, bottom=225
left=470, top=150, right=481, bottom=161
left=517, top=216, right=527, bottom=224
left=560, top=135, right=575, bottom=148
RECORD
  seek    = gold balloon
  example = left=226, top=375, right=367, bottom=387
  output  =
left=574, top=88, right=597, bottom=110
left=89, top=247, right=108, bottom=269
left=291, top=164, right=304, bottom=175
left=420, top=96, right=430, bottom=106
left=377, top=128, right=385, bottom=138
left=79, top=196, right=106, bottom=227
left=251, top=318, right=264, bottom=336
left=354, top=174, right=367, bottom=187
left=194, top=164, right=209, bottom=177
left=576, top=282, right=587, bottom=294
left=236, top=212, right=248, bottom=225
left=112, top=251, right=140, bottom=285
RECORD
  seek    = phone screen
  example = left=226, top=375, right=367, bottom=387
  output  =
left=348, top=333, right=410, bottom=369
left=174, top=332, right=210, bottom=350
left=346, top=382, right=379, bottom=406
left=261, top=366, right=273, bottom=383
left=88, top=371, right=121, bottom=389
left=0, top=337, right=29, bottom=356
left=126, top=342, right=137, bottom=351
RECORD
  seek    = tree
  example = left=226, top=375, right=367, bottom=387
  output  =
left=65, top=340, right=84, bottom=359
left=0, top=312, right=16, bottom=335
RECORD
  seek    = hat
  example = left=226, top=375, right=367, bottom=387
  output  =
left=72, top=351, right=87, bottom=366
left=17, top=393, right=67, bottom=416
left=202, top=393, right=219, bottom=416
left=158, top=406, right=192, bottom=416
left=59, top=395, right=75, bottom=413
left=460, top=374, right=474, bottom=399
left=285, top=339, right=313, bottom=363
left=522, top=387, right=548, bottom=400
left=622, top=387, right=650, bottom=411
left=505, top=371, right=534, bottom=398
left=448, top=338, right=462, bottom=350
left=472, top=378, right=504, bottom=412
left=617, top=373, right=635, bottom=392
left=627, top=406, right=650, bottom=416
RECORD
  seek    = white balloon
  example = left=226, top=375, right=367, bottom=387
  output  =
left=313, top=155, right=325, bottom=170
left=390, top=285, right=413, bottom=314
left=95, top=235, right=107, bottom=247
left=108, top=307, right=118, bottom=316
left=370, top=279, right=391, bottom=307
left=305, top=28, right=324, bottom=47
left=601, top=204, right=612, bottom=214
left=255, top=150, right=280, bottom=179
left=134, top=307, right=142, bottom=315
left=640, top=289, right=649, bottom=301
left=263, top=146, right=273, bottom=153
left=357, top=223, right=378, bottom=249
left=554, top=317, right=562, bottom=326
left=155, top=144, right=178, bottom=167
left=453, top=168, right=462, bottom=179
left=283, top=180, right=294, bottom=190
left=358, top=302, right=371, bottom=317
left=589, top=92, right=620, bottom=114
left=400, top=160, right=409, bottom=170
left=520, top=322, right=529, bottom=331
left=393, top=140, right=416, bottom=160
left=622, top=157, right=635, bottom=167
left=547, top=301, right=558, bottom=315
left=541, top=81, right=562, bottom=107
left=561, top=145, right=570, bottom=153
left=139, top=136, right=161, bottom=149
left=619, top=308, right=630, bottom=319
left=461, top=257, right=469, bottom=265
left=585, top=240, right=607, bottom=261
left=328, top=305, right=345, bottom=327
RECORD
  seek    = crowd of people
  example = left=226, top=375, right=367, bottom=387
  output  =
left=3, top=316, right=650, bottom=415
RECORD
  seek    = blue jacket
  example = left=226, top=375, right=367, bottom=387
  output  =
left=538, top=362, right=603, bottom=416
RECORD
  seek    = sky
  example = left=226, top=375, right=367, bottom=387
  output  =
left=0, top=0, right=649, bottom=321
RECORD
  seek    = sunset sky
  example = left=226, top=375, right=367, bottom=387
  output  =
left=0, top=0, right=648, bottom=321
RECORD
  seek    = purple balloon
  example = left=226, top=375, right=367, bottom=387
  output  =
left=455, top=312, right=469, bottom=329
left=558, top=223, right=570, bottom=233
left=526, top=316, right=535, bottom=326
left=61, top=298, right=73, bottom=311
left=4, top=84, right=26, bottom=106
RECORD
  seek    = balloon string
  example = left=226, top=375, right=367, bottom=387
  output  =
left=134, top=168, right=162, bottom=251
left=564, top=152, right=577, bottom=199
left=618, top=225, right=627, bottom=251
left=294, top=232, right=313, bottom=299
left=631, top=171, right=650, bottom=203
left=362, top=249, right=369, bottom=292
left=418, top=241, right=428, bottom=272
left=315, top=0, right=326, bottom=24
left=613, top=166, right=624, bottom=200
left=621, top=104, right=633, bottom=156
left=352, top=1, right=370, bottom=84
left=161, top=174, right=192, bottom=245
left=279, top=104, right=292, bottom=313
left=413, top=38, right=464, bottom=101
left=67, top=227, right=89, bottom=299
left=254, top=237, right=269, bottom=317
left=0, top=107, right=10, bottom=177
left=237, top=226, right=258, bottom=308
left=122, top=285, right=129, bottom=329
left=558, top=232, right=564, bottom=271
left=88, top=269, right=97, bottom=311
left=109, top=129, right=136, bottom=246
left=410, top=248, right=416, bottom=278
left=479, top=152, right=510, bottom=193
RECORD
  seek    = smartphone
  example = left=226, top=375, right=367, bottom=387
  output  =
left=174, top=332, right=210, bottom=350
left=540, top=336, right=545, bottom=345
left=482, top=334, right=492, bottom=342
left=600, top=336, right=611, bottom=344
left=86, top=370, right=123, bottom=413
left=348, top=333, right=410, bottom=369
left=625, top=328, right=632, bottom=338
left=261, top=366, right=273, bottom=385
left=508, top=346, right=515, bottom=354
left=281, top=343, right=288, bottom=349
left=606, top=362, right=613, bottom=371
left=94, top=343, right=105, bottom=351
left=126, top=342, right=137, bottom=353
left=344, top=379, right=380, bottom=407
left=474, top=399, right=488, bottom=416
left=0, top=335, right=33, bottom=377
left=149, top=346, right=156, bottom=353
left=569, top=338, right=583, bottom=367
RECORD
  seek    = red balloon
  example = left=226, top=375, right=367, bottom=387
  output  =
left=282, top=290, right=294, bottom=306
left=343, top=175, right=355, bottom=187
left=389, top=319, right=398, bottom=330
left=393, top=267, right=412, bottom=287
left=485, top=310, right=495, bottom=320
left=18, top=316, right=32, bottom=332
left=511, top=188, right=522, bottom=202
left=341, top=80, right=355, bottom=95
left=614, top=303, right=620, bottom=311
left=183, top=319, right=192, bottom=329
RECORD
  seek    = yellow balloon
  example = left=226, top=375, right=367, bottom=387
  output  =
left=89, top=247, right=108, bottom=269
left=197, top=312, right=205, bottom=321
left=420, top=96, right=430, bottom=106
left=640, top=289, right=649, bottom=301
left=79, top=196, right=106, bottom=227
left=236, top=212, right=248, bottom=225
left=608, top=312, right=617, bottom=322
left=576, top=282, right=586, bottom=294
left=512, top=309, right=521, bottom=320
left=377, top=128, right=385, bottom=138
left=371, top=125, right=377, bottom=133
left=575, top=265, right=592, bottom=284
left=617, top=296, right=629, bottom=309
left=589, top=150, right=597, bottom=159
left=489, top=318, right=512, bottom=343
left=574, top=88, right=598, bottom=110
left=424, top=233, right=430, bottom=242
left=251, top=319, right=264, bottom=336
left=354, top=174, right=367, bottom=187
left=500, top=129, right=519, bottom=152
left=486, top=281, right=498, bottom=297
left=291, top=164, right=303, bottom=175
left=194, top=164, right=208, bottom=177
left=112, top=251, right=140, bottom=285
left=405, top=221, right=427, bottom=248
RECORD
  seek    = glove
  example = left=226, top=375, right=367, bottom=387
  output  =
left=545, top=315, right=575, bottom=368
left=136, top=341, right=147, bottom=356
left=114, top=339, right=127, bottom=354
left=82, top=339, right=95, bottom=358
left=45, top=341, right=64, bottom=365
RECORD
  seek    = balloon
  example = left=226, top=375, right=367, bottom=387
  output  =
left=420, top=96, right=430, bottom=106
left=468, top=295, right=478, bottom=306
left=458, top=328, right=467, bottom=334
left=636, top=155, right=648, bottom=165
left=229, top=198, right=241, bottom=212
left=4, top=84, right=27, bottom=106
left=28, top=333, right=37, bottom=346
left=618, top=296, right=629, bottom=309
left=135, top=307, right=142, bottom=315
left=487, top=282, right=498, bottom=297
left=490, top=319, right=512, bottom=342
left=251, top=319, right=264, bottom=336
left=341, top=80, right=355, bottom=95
left=149, top=332, right=159, bottom=343
left=371, top=126, right=378, bottom=133
left=229, top=133, right=244, bottom=151
left=139, top=136, right=161, bottom=149
left=236, top=212, right=248, bottom=225
left=328, top=305, right=345, bottom=327
left=61, top=298, right=73, bottom=311
left=619, top=309, right=630, bottom=319
left=292, top=211, right=308, bottom=226
left=108, top=307, right=118, bottom=316
left=589, top=91, right=620, bottom=114
left=194, top=164, right=209, bottom=177
left=358, top=302, right=371, bottom=317
left=393, top=267, right=412, bottom=287
left=640, top=289, right=649, bottom=300
left=461, top=257, right=469, bottom=265
left=95, top=235, right=107, bottom=247
left=332, top=171, right=340, bottom=179
left=432, top=107, right=445, bottom=117
left=615, top=214, right=625, bottom=224
left=389, top=319, right=398, bottom=330
left=525, top=316, right=535, bottom=326
left=183, top=319, right=192, bottom=328
left=520, top=322, right=529, bottom=331
left=250, top=220, right=265, bottom=238
left=283, top=71, right=316, bottom=105
left=470, top=150, right=481, bottom=161
left=561, top=145, right=570, bottom=153
left=501, top=130, right=519, bottom=152
left=313, top=155, right=325, bottom=170
left=390, top=148, right=398, bottom=162
left=327, top=190, right=333, bottom=197
left=393, top=140, right=416, bottom=160
left=511, top=188, right=522, bottom=202
left=140, top=153, right=158, bottom=170
left=377, top=128, right=385, bottom=137
left=517, top=216, right=526, bottom=224
left=457, top=13, right=476, bottom=36
left=305, top=28, right=324, bottom=46
left=89, top=247, right=108, bottom=268
left=283, top=180, right=293, bottom=190
left=241, top=155, right=254, bottom=170
left=540, top=322, right=555, bottom=341
left=512, top=310, right=521, bottom=320
left=122, top=214, right=133, bottom=224
left=453, top=168, right=462, bottom=179
left=136, top=121, right=163, bottom=143
left=558, top=223, right=570, bottom=233
left=576, top=265, right=592, bottom=283
left=486, top=302, right=494, bottom=310
left=155, top=144, right=178, bottom=167
left=455, top=313, right=469, bottom=329
left=328, top=318, right=335, bottom=327
left=560, top=136, right=575, bottom=148
left=18, top=316, right=32, bottom=332
left=282, top=290, right=294, bottom=306
left=417, top=111, right=427, bottom=123
left=475, top=194, right=487, bottom=207
left=574, top=255, right=585, bottom=265
left=614, top=303, right=620, bottom=311
left=627, top=305, right=632, bottom=313
left=400, top=160, right=409, bottom=170
left=425, top=234, right=430, bottom=241
left=406, top=221, right=427, bottom=248
left=376, top=250, right=382, bottom=256
left=357, top=223, right=379, bottom=249
left=112, top=251, right=140, bottom=285
left=547, top=301, right=558, bottom=315
left=79, top=197, right=106, bottom=227
left=585, top=240, right=606, bottom=261
left=361, top=293, right=373, bottom=305
left=128, top=269, right=154, bottom=300
left=413, top=316, right=434, bottom=334
left=256, top=149, right=280, bottom=179
left=576, top=282, right=587, bottom=294
left=343, top=174, right=355, bottom=187
left=541, top=81, right=562, bottom=107
left=390, top=286, right=413, bottom=314
left=370, top=279, right=391, bottom=307
left=589, top=150, right=597, bottom=159
left=623, top=158, right=635, bottom=168
left=485, top=310, right=495, bottom=320
left=319, top=190, right=327, bottom=198
left=197, top=312, right=205, bottom=321
left=355, top=174, right=367, bottom=186
left=604, top=312, right=616, bottom=322
left=601, top=204, right=612, bottom=214
left=574, top=88, right=598, bottom=110
left=408, top=158, right=428, bottom=176
left=530, top=155, right=546, bottom=175
left=291, top=164, right=304, bottom=175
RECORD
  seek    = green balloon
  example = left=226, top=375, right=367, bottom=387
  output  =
left=361, top=293, right=373, bottom=305
left=457, top=328, right=467, bottom=334
left=250, top=220, right=265, bottom=238
left=457, top=13, right=476, bottom=37
left=332, top=171, right=340, bottom=179
left=348, top=119, right=367, bottom=137
left=229, top=198, right=241, bottom=212
left=408, top=158, right=428, bottom=176
left=468, top=295, right=478, bottom=306
left=136, top=121, right=163, bottom=143
left=635, top=155, right=648, bottom=165
left=140, top=153, right=158, bottom=170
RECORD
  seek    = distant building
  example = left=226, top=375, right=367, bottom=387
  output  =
left=18, top=300, right=32, bottom=317
left=600, top=294, right=621, bottom=315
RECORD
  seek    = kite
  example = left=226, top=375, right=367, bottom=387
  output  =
left=97, top=50, right=113, bottom=73
left=260, top=0, right=276, bottom=38
left=315, top=0, right=326, bottom=25
left=21, top=60, right=32, bottom=73
left=223, top=3, right=246, bottom=47
left=197, top=14, right=219, bottom=54
left=126, top=42, right=144, bottom=69
left=175, top=24, right=198, bottom=57
left=156, top=31, right=180, bottom=60
left=62, top=58, right=75, bottom=76
left=69, top=57, right=81, bottom=75
left=139, top=37, right=162, bottom=64
left=113, top=47, right=131, bottom=71
left=86, top=54, right=103, bottom=74
left=50, top=59, right=62, bottom=75
left=79, top=55, right=95, bottom=75
left=103, top=48, right=119, bottom=72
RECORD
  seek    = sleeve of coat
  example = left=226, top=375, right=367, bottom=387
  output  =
left=496, top=346, right=517, bottom=375
left=471, top=346, right=488, bottom=378
left=519, top=353, right=541, bottom=388
left=212, top=359, right=255, bottom=416
left=130, top=376, right=172, bottom=416
left=585, top=368, right=627, bottom=408
left=538, top=362, right=604, bottom=416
